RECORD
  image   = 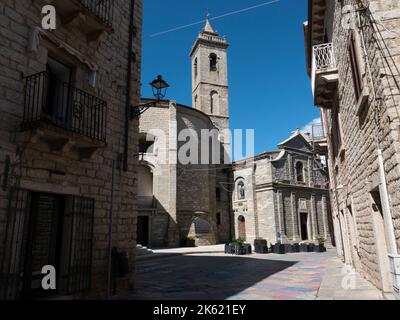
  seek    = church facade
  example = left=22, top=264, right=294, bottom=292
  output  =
left=231, top=131, right=334, bottom=246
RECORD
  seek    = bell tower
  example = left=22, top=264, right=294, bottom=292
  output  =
left=190, top=18, right=230, bottom=134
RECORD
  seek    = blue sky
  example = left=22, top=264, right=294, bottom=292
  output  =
left=141, top=0, right=319, bottom=155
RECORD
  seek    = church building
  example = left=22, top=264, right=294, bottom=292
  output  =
left=232, top=131, right=334, bottom=246
left=137, top=19, right=232, bottom=247
left=136, top=18, right=334, bottom=250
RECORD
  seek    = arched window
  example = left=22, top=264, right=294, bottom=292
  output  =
left=209, top=53, right=217, bottom=71
left=194, top=58, right=198, bottom=78
left=210, top=91, right=219, bottom=114
left=237, top=181, right=245, bottom=200
left=296, top=162, right=305, bottom=183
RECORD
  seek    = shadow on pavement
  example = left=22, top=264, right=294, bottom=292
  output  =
left=116, top=255, right=298, bottom=300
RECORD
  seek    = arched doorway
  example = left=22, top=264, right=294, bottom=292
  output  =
left=238, top=215, right=246, bottom=241
left=300, top=212, right=309, bottom=241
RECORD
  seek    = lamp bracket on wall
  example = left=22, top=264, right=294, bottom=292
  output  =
left=129, top=101, right=157, bottom=119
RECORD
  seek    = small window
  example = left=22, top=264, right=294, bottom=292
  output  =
left=296, top=162, right=304, bottom=183
left=331, top=109, right=342, bottom=157
left=237, top=181, right=245, bottom=200
left=216, top=187, right=221, bottom=201
left=349, top=32, right=363, bottom=101
left=209, top=53, right=217, bottom=71
left=194, top=58, right=198, bottom=78
left=216, top=212, right=221, bottom=225
left=210, top=91, right=219, bottom=114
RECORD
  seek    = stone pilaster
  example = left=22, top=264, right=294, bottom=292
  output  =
left=310, top=194, right=317, bottom=240
left=322, top=194, right=328, bottom=239
left=291, top=192, right=300, bottom=240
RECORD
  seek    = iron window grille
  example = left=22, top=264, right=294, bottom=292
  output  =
left=0, top=189, right=95, bottom=300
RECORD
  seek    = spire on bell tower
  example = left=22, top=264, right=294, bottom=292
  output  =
left=204, top=13, right=217, bottom=35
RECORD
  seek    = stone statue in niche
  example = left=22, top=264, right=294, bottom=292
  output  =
left=238, top=182, right=246, bottom=200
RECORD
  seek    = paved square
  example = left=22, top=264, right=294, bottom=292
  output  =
left=117, top=249, right=383, bottom=300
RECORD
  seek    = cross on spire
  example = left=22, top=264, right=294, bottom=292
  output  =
left=206, top=8, right=211, bottom=20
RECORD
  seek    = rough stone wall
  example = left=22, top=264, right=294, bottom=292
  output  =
left=272, top=156, right=290, bottom=182
left=323, top=0, right=400, bottom=291
left=215, top=168, right=232, bottom=244
left=255, top=186, right=277, bottom=243
left=138, top=102, right=177, bottom=247
left=0, top=0, right=142, bottom=298
left=232, top=165, right=257, bottom=243
left=176, top=107, right=218, bottom=245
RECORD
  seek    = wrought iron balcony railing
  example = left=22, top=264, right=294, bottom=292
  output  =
left=22, top=72, right=107, bottom=142
left=311, top=43, right=339, bottom=106
left=79, top=0, right=114, bottom=27
left=312, top=42, right=336, bottom=71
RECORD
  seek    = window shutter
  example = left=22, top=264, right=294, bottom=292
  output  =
left=349, top=32, right=363, bottom=100
left=0, top=188, right=32, bottom=300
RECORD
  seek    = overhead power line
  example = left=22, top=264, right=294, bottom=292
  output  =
left=149, top=0, right=281, bottom=38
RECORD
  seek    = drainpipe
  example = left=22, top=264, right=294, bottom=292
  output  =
left=123, top=0, right=136, bottom=172
left=377, top=143, right=398, bottom=254
left=107, top=160, right=116, bottom=299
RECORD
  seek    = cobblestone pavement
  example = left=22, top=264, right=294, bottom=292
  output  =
left=118, top=249, right=383, bottom=300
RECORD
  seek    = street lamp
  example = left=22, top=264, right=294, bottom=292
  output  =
left=150, top=75, right=170, bottom=100
left=130, top=75, right=170, bottom=119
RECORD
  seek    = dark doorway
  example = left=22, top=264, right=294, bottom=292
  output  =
left=300, top=212, right=309, bottom=241
left=137, top=216, right=149, bottom=247
left=21, top=193, right=66, bottom=299
left=370, top=189, right=392, bottom=292
left=45, top=56, right=73, bottom=124
left=238, top=215, right=246, bottom=241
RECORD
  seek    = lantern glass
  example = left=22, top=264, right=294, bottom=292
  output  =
left=150, top=75, right=169, bottom=100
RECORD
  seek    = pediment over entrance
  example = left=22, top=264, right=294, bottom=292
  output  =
left=277, top=131, right=313, bottom=153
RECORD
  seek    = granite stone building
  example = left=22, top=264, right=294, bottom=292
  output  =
left=231, top=130, right=332, bottom=246
left=137, top=19, right=232, bottom=247
left=0, top=0, right=142, bottom=299
left=305, top=0, right=400, bottom=298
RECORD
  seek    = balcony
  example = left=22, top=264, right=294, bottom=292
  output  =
left=310, top=123, right=328, bottom=152
left=21, top=72, right=107, bottom=159
left=45, top=0, right=114, bottom=41
left=311, top=43, right=339, bottom=108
